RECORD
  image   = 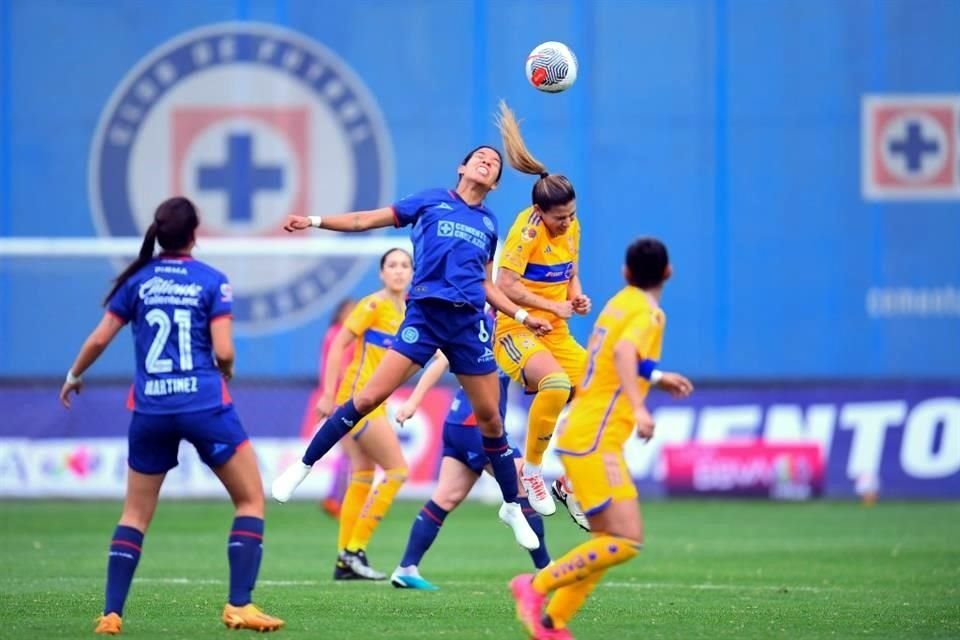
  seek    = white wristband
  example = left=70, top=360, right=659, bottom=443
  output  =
left=649, top=369, right=664, bottom=385
left=308, top=215, right=323, bottom=228
left=66, top=370, right=82, bottom=385
left=514, top=309, right=529, bottom=324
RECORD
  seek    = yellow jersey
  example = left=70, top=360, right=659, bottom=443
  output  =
left=497, top=207, right=581, bottom=331
left=555, top=286, right=665, bottom=455
left=336, top=292, right=404, bottom=402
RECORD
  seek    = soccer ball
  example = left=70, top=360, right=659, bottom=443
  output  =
left=552, top=476, right=591, bottom=532
left=526, top=41, right=578, bottom=93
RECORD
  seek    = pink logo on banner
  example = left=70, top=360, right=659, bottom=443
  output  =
left=862, top=95, right=960, bottom=200
left=662, top=443, right=824, bottom=500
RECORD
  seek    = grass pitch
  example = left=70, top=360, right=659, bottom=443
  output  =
left=1, top=499, right=957, bottom=639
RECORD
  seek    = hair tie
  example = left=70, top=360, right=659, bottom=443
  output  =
left=539, top=172, right=549, bottom=179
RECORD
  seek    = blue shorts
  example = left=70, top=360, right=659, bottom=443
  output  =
left=442, top=421, right=521, bottom=475
left=391, top=299, right=497, bottom=376
left=128, top=405, right=249, bottom=474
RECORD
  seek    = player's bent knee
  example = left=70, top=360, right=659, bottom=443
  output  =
left=538, top=372, right=572, bottom=395
left=385, top=467, right=409, bottom=485
left=433, top=488, right=468, bottom=510
left=475, top=414, right=504, bottom=437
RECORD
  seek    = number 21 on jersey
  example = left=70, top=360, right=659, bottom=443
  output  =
left=145, top=308, right=193, bottom=374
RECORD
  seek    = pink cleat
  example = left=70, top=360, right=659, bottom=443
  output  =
left=536, top=625, right=575, bottom=640
left=509, top=574, right=546, bottom=637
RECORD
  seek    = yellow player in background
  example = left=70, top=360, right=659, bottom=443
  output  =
left=493, top=101, right=590, bottom=516
left=314, top=248, right=413, bottom=581
left=510, top=237, right=694, bottom=640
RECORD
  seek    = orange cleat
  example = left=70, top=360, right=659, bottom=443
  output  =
left=321, top=497, right=342, bottom=519
left=94, top=612, right=122, bottom=635
left=222, top=603, right=285, bottom=632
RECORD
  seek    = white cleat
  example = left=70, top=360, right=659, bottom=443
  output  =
left=271, top=463, right=311, bottom=503
left=520, top=472, right=556, bottom=516
left=498, top=501, right=540, bottom=550
left=552, top=478, right=591, bottom=532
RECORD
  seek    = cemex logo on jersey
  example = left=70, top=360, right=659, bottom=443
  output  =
left=88, top=23, right=394, bottom=334
left=862, top=95, right=960, bottom=200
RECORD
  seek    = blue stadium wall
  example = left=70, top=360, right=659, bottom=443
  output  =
left=1, top=0, right=958, bottom=381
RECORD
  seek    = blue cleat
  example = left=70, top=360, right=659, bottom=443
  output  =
left=391, top=568, right=439, bottom=591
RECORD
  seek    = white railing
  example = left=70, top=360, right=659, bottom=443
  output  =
left=0, top=236, right=413, bottom=257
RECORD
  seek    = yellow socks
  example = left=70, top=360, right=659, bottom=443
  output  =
left=346, top=468, right=407, bottom=552
left=531, top=534, right=640, bottom=594
left=545, top=569, right=607, bottom=629
left=337, top=471, right=374, bottom=551
left=524, top=373, right=572, bottom=466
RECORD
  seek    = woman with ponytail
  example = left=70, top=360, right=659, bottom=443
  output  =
left=493, top=101, right=592, bottom=517
left=60, top=197, right=284, bottom=635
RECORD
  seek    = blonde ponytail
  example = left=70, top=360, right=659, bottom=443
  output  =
left=495, top=100, right=548, bottom=178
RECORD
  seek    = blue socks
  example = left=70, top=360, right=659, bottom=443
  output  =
left=104, top=525, right=144, bottom=616
left=227, top=516, right=264, bottom=607
left=399, top=500, right=449, bottom=568
left=303, top=399, right=365, bottom=465
left=519, top=497, right=550, bottom=569
left=482, top=434, right=519, bottom=503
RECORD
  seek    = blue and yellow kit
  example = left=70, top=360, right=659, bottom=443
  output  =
left=494, top=207, right=587, bottom=388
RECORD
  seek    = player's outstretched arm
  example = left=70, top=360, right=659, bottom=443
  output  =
left=484, top=264, right=552, bottom=336
left=497, top=267, right=574, bottom=319
left=396, top=351, right=449, bottom=426
left=60, top=312, right=126, bottom=408
left=283, top=207, right=397, bottom=233
left=612, top=339, right=655, bottom=440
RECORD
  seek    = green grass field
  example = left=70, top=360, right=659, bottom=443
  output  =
left=1, top=499, right=958, bottom=639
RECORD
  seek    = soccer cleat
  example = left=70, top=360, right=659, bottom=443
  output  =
left=537, top=625, right=576, bottom=639
left=222, top=603, right=285, bottom=632
left=521, top=471, right=556, bottom=516
left=551, top=479, right=590, bottom=532
left=94, top=612, right=122, bottom=635
left=271, top=462, right=311, bottom=503
left=510, top=574, right=546, bottom=638
left=321, top=497, right=342, bottom=519
left=339, top=550, right=386, bottom=580
left=498, top=502, right=540, bottom=550
left=390, top=568, right=439, bottom=591
left=333, top=556, right=360, bottom=580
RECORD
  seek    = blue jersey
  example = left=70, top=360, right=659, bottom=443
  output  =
left=107, top=255, right=233, bottom=415
left=446, top=371, right=511, bottom=426
left=392, top=188, right=499, bottom=310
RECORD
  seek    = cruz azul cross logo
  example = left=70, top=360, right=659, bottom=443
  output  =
left=862, top=95, right=960, bottom=200
left=89, top=23, right=394, bottom=333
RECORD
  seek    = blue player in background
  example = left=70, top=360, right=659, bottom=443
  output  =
left=273, top=146, right=552, bottom=550
left=59, top=197, right=284, bottom=635
left=389, top=350, right=550, bottom=590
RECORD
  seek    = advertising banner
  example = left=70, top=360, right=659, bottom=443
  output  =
left=1, top=381, right=957, bottom=499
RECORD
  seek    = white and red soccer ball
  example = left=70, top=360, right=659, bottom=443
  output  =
left=526, top=41, right=578, bottom=93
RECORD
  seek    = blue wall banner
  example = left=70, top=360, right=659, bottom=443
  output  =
left=1, top=1, right=959, bottom=379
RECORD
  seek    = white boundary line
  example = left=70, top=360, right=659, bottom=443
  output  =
left=42, top=576, right=838, bottom=593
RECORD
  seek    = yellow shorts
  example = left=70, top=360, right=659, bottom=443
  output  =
left=335, top=390, right=388, bottom=439
left=559, top=449, right=637, bottom=516
left=494, top=324, right=587, bottom=389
